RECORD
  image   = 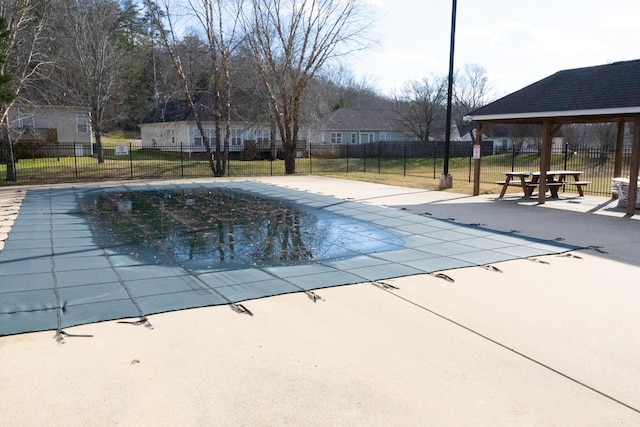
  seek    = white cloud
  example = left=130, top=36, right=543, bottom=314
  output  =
left=599, top=5, right=640, bottom=30
left=345, top=0, right=640, bottom=96
left=459, top=22, right=601, bottom=55
left=349, top=49, right=442, bottom=95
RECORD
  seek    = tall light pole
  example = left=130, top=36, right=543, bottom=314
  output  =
left=440, top=0, right=457, bottom=189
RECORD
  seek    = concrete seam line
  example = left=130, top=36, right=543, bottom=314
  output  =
left=376, top=286, right=640, bottom=416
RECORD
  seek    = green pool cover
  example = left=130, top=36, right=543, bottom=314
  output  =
left=0, top=181, right=578, bottom=336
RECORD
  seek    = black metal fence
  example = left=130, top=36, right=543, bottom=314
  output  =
left=0, top=140, right=625, bottom=197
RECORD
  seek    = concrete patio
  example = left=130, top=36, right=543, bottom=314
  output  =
left=1, top=176, right=639, bottom=426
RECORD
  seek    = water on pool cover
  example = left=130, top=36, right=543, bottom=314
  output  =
left=77, top=187, right=403, bottom=272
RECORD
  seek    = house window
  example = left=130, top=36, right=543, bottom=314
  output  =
left=255, top=129, right=269, bottom=145
left=16, top=111, right=35, bottom=129
left=330, top=132, right=342, bottom=144
left=231, top=129, right=243, bottom=146
left=169, top=129, right=175, bottom=144
left=360, top=133, right=373, bottom=144
left=351, top=133, right=357, bottom=144
left=379, top=133, right=391, bottom=142
left=76, top=114, right=89, bottom=133
left=193, top=128, right=203, bottom=146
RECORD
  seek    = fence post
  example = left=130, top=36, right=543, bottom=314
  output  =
left=363, top=144, right=367, bottom=173
left=468, top=144, right=472, bottom=182
left=403, top=145, right=407, bottom=177
left=511, top=144, right=516, bottom=172
left=181, top=143, right=185, bottom=178
left=346, top=143, right=349, bottom=173
left=432, top=142, right=437, bottom=179
left=309, top=141, right=312, bottom=174
left=563, top=141, right=569, bottom=170
left=377, top=142, right=381, bottom=174
left=129, top=142, right=133, bottom=179
left=74, top=142, right=79, bottom=180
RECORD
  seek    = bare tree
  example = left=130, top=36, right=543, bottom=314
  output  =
left=561, top=123, right=588, bottom=150
left=453, top=63, right=493, bottom=140
left=243, top=0, right=371, bottom=174
left=55, top=0, right=126, bottom=164
left=190, top=0, right=244, bottom=175
left=589, top=122, right=617, bottom=147
left=145, top=0, right=243, bottom=177
left=320, top=65, right=388, bottom=109
left=454, top=63, right=493, bottom=114
left=396, top=74, right=447, bottom=142
left=0, top=0, right=53, bottom=181
left=505, top=123, right=542, bottom=155
left=589, top=122, right=617, bottom=164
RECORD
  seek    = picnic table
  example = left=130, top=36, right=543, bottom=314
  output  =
left=497, top=170, right=590, bottom=199
left=529, top=171, right=590, bottom=198
left=496, top=171, right=532, bottom=198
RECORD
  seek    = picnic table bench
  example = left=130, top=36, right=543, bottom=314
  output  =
left=497, top=171, right=590, bottom=198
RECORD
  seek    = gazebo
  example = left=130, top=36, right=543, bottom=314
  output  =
left=465, top=59, right=640, bottom=216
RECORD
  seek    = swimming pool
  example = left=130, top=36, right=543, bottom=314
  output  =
left=0, top=181, right=578, bottom=336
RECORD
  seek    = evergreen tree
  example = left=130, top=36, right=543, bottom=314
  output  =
left=0, top=17, right=16, bottom=104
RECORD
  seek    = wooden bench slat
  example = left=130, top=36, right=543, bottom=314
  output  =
left=497, top=181, right=534, bottom=186
left=526, top=182, right=563, bottom=187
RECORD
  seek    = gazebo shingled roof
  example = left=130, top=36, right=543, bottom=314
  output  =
left=465, top=59, right=640, bottom=215
left=469, top=60, right=640, bottom=121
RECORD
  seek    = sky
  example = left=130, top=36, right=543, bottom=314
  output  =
left=349, top=0, right=640, bottom=98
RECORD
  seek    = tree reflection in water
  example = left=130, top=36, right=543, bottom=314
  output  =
left=78, top=187, right=331, bottom=270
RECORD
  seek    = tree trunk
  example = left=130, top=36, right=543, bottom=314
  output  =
left=283, top=139, right=296, bottom=174
left=1, top=127, right=16, bottom=181
left=5, top=143, right=17, bottom=182
left=6, top=148, right=16, bottom=181
left=270, top=121, right=277, bottom=160
left=95, top=133, right=104, bottom=163
left=213, top=76, right=224, bottom=177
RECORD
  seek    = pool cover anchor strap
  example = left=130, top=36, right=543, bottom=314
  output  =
left=371, top=281, right=400, bottom=290
left=430, top=272, right=455, bottom=283
left=482, top=264, right=503, bottom=273
left=305, top=291, right=324, bottom=302
left=557, top=252, right=584, bottom=259
left=54, top=330, right=94, bottom=344
left=117, top=317, right=154, bottom=330
left=528, top=257, right=551, bottom=264
left=230, top=303, right=253, bottom=316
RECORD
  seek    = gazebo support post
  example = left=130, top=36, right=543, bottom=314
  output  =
left=472, top=123, right=484, bottom=196
left=613, top=120, right=625, bottom=199
left=626, top=119, right=640, bottom=216
left=537, top=120, right=553, bottom=204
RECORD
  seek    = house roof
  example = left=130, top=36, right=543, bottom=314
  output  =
left=466, top=59, right=640, bottom=123
left=143, top=93, right=220, bottom=123
left=326, top=108, right=404, bottom=131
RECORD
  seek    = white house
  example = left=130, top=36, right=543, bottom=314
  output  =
left=488, top=136, right=565, bottom=154
left=321, top=108, right=413, bottom=144
left=139, top=96, right=287, bottom=156
left=7, top=105, right=93, bottom=156
left=139, top=119, right=277, bottom=155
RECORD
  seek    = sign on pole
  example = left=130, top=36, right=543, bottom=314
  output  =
left=115, top=145, right=129, bottom=156
left=472, top=144, right=481, bottom=159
